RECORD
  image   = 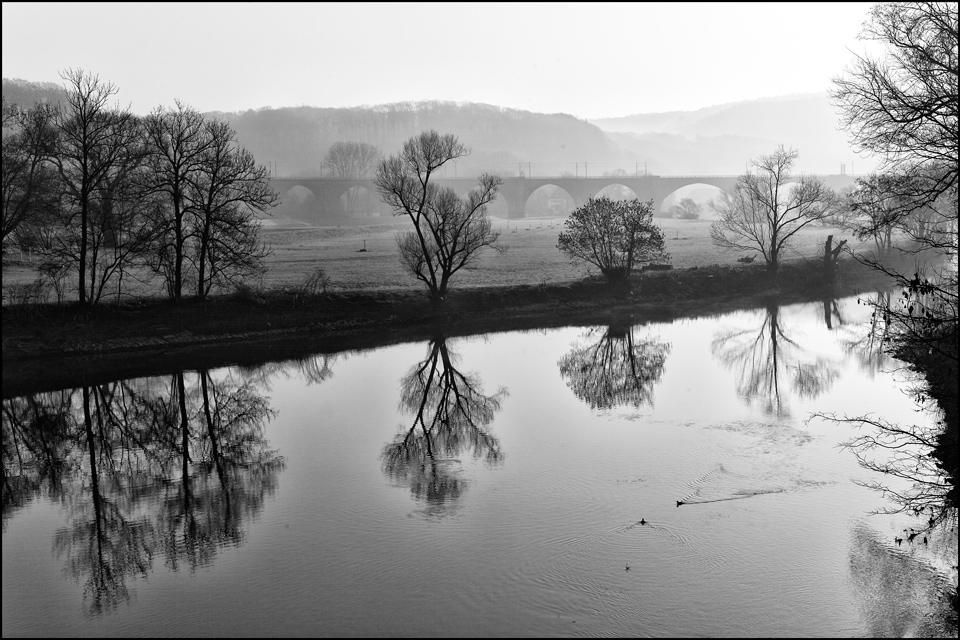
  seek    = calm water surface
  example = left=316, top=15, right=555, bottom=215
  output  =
left=3, top=295, right=956, bottom=637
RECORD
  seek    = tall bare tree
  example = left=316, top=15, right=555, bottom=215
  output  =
left=375, top=130, right=502, bottom=301
left=143, top=101, right=212, bottom=301
left=49, top=69, right=138, bottom=304
left=188, top=118, right=277, bottom=298
left=710, top=146, right=836, bottom=273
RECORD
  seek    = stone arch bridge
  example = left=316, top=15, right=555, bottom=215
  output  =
left=270, top=174, right=855, bottom=220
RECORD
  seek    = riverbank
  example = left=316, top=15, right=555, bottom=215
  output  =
left=2, top=259, right=895, bottom=397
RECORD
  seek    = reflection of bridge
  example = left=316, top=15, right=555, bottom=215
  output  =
left=270, top=174, right=856, bottom=220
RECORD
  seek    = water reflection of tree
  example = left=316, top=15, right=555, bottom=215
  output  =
left=712, top=303, right=839, bottom=417
left=382, top=339, right=506, bottom=515
left=155, top=371, right=280, bottom=573
left=1, top=371, right=282, bottom=615
left=2, top=390, right=75, bottom=528
left=558, top=325, right=671, bottom=410
left=836, top=291, right=895, bottom=376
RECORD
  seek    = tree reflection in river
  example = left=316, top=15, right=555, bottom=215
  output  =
left=712, top=303, right=840, bottom=417
left=558, top=324, right=671, bottom=410
left=382, top=339, right=507, bottom=517
left=2, top=390, right=74, bottom=530
left=1, top=371, right=282, bottom=615
left=836, top=291, right=896, bottom=377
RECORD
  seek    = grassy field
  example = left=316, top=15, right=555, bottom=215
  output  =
left=2, top=213, right=876, bottom=303
left=257, top=214, right=872, bottom=293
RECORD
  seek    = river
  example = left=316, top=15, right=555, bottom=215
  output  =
left=2, top=294, right=956, bottom=637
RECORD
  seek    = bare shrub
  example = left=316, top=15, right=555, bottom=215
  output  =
left=5, top=279, right=49, bottom=306
left=38, top=261, right=71, bottom=304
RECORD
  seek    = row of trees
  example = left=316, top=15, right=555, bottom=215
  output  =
left=3, top=69, right=278, bottom=304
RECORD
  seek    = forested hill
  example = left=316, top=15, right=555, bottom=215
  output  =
left=208, top=101, right=622, bottom=178
left=2, top=78, right=65, bottom=107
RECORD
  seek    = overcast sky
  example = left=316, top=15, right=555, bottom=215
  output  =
left=3, top=2, right=879, bottom=118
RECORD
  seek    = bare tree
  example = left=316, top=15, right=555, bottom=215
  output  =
left=844, top=173, right=910, bottom=258
left=143, top=101, right=212, bottom=301
left=188, top=118, right=277, bottom=298
left=830, top=1, right=957, bottom=209
left=323, top=141, right=381, bottom=178
left=1, top=98, right=58, bottom=249
left=710, top=146, right=836, bottom=272
left=325, top=141, right=382, bottom=214
left=49, top=69, right=139, bottom=304
left=375, top=130, right=502, bottom=301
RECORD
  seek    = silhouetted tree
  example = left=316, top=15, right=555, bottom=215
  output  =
left=557, top=196, right=668, bottom=282
left=188, top=118, right=276, bottom=298
left=375, top=130, right=502, bottom=301
left=143, top=101, right=211, bottom=301
left=831, top=2, right=957, bottom=210
left=48, top=69, right=140, bottom=304
left=710, top=147, right=837, bottom=273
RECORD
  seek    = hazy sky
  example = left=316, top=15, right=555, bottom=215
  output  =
left=2, top=2, right=879, bottom=118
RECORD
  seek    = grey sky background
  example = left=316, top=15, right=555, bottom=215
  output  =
left=2, top=2, right=879, bottom=117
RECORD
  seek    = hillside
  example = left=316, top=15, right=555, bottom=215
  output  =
left=209, top=101, right=622, bottom=178
left=592, top=92, right=876, bottom=175
left=2, top=77, right=65, bottom=106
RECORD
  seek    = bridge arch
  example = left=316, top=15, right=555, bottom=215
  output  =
left=339, top=185, right=384, bottom=217
left=659, top=183, right=730, bottom=219
left=524, top=184, right=576, bottom=217
left=275, top=185, right=319, bottom=223
left=593, top=183, right=640, bottom=202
